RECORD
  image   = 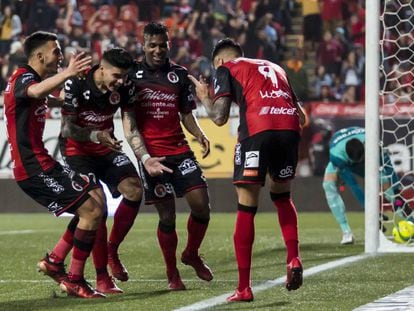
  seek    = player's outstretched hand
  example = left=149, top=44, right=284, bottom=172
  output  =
left=197, top=134, right=210, bottom=159
left=188, top=74, right=210, bottom=101
left=65, top=52, right=92, bottom=78
left=144, top=157, right=173, bottom=177
left=97, top=130, right=123, bottom=151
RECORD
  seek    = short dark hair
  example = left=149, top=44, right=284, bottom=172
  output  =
left=345, top=138, right=364, bottom=163
left=102, top=47, right=133, bottom=69
left=211, top=38, right=243, bottom=62
left=143, top=22, right=168, bottom=37
left=23, top=31, right=57, bottom=58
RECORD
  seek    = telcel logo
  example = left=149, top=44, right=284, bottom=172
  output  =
left=259, top=106, right=296, bottom=116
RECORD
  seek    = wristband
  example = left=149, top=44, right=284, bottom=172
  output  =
left=141, top=154, right=151, bottom=164
left=89, top=130, right=100, bottom=144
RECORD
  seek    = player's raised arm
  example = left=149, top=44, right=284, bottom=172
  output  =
left=27, top=52, right=91, bottom=99
left=188, top=74, right=232, bottom=126
left=122, top=110, right=172, bottom=176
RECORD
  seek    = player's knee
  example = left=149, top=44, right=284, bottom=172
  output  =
left=120, top=178, right=142, bottom=201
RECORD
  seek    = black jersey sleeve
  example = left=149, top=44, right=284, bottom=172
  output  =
left=62, top=78, right=80, bottom=114
left=120, top=78, right=137, bottom=112
left=14, top=72, right=38, bottom=99
left=213, top=66, right=233, bottom=101
left=178, top=71, right=196, bottom=113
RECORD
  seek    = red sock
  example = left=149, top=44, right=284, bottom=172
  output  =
left=92, top=214, right=108, bottom=275
left=69, top=227, right=96, bottom=280
left=50, top=216, right=79, bottom=263
left=183, top=214, right=209, bottom=256
left=108, top=198, right=141, bottom=249
left=157, top=222, right=178, bottom=274
left=234, top=204, right=256, bottom=291
left=271, top=192, right=299, bottom=263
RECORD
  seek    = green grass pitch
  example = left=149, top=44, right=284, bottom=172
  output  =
left=0, top=212, right=412, bottom=311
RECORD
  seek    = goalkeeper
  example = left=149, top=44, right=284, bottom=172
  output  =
left=322, top=126, right=403, bottom=244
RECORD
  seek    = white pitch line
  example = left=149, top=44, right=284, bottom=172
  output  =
left=0, top=278, right=236, bottom=284
left=174, top=254, right=370, bottom=311
left=0, top=230, right=35, bottom=235
left=353, top=285, right=414, bottom=310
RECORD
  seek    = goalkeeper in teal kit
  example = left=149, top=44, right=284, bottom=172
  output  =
left=322, top=126, right=402, bottom=244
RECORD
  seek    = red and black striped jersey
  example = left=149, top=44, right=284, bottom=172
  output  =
left=60, top=65, right=136, bottom=156
left=4, top=65, right=57, bottom=181
left=128, top=59, right=196, bottom=156
left=213, top=57, right=301, bottom=141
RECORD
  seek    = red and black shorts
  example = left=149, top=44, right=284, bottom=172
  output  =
left=233, top=130, right=300, bottom=185
left=64, top=151, right=139, bottom=198
left=17, top=163, right=99, bottom=216
left=138, top=151, right=207, bottom=205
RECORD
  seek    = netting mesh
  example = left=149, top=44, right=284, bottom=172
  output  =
left=379, top=0, right=414, bottom=245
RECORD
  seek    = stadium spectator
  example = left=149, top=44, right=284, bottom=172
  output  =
left=189, top=38, right=304, bottom=302
left=298, top=0, right=322, bottom=50
left=0, top=5, right=22, bottom=56
left=59, top=48, right=168, bottom=293
left=322, top=127, right=404, bottom=245
left=3, top=31, right=106, bottom=298
left=316, top=30, right=343, bottom=76
left=128, top=22, right=213, bottom=290
left=26, top=0, right=59, bottom=34
left=283, top=48, right=309, bottom=101
left=312, top=65, right=333, bottom=100
left=320, top=0, right=343, bottom=33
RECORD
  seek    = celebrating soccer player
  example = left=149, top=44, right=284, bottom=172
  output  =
left=189, top=38, right=305, bottom=302
left=4, top=31, right=106, bottom=298
left=127, top=22, right=213, bottom=290
left=59, top=47, right=169, bottom=293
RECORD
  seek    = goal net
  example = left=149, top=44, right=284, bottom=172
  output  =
left=371, top=0, right=414, bottom=252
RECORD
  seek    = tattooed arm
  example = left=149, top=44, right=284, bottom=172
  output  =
left=180, top=112, right=210, bottom=158
left=187, top=74, right=232, bottom=126
left=61, top=114, right=122, bottom=150
left=122, top=110, right=172, bottom=176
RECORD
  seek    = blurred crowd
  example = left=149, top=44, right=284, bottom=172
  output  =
left=0, top=0, right=411, bottom=104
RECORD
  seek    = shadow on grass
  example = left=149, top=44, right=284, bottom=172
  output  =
left=1, top=289, right=171, bottom=311
left=212, top=242, right=363, bottom=274
left=212, top=300, right=290, bottom=310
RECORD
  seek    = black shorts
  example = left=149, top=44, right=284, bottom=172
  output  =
left=233, top=130, right=300, bottom=185
left=63, top=151, right=139, bottom=198
left=17, top=163, right=98, bottom=216
left=138, top=151, right=207, bottom=205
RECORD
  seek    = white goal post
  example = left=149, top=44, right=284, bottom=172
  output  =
left=365, top=0, right=414, bottom=253
left=365, top=0, right=380, bottom=254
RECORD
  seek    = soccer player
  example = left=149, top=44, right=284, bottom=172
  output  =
left=127, top=22, right=213, bottom=290
left=189, top=38, right=305, bottom=302
left=59, top=47, right=169, bottom=293
left=322, top=126, right=402, bottom=245
left=3, top=31, right=106, bottom=298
